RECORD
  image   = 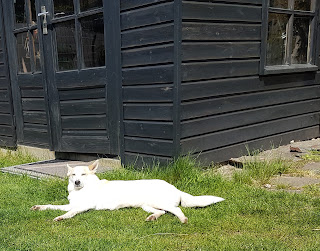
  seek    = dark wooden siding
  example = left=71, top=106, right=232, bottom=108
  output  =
left=0, top=8, right=15, bottom=148
left=121, top=0, right=175, bottom=165
left=181, top=0, right=320, bottom=164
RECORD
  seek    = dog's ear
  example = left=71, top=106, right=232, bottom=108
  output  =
left=67, top=164, right=73, bottom=176
left=88, top=160, right=99, bottom=173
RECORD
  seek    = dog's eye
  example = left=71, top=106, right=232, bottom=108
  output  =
left=81, top=174, right=86, bottom=176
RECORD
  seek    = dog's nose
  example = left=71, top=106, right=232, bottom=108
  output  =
left=75, top=180, right=80, bottom=186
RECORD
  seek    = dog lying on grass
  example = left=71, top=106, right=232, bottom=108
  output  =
left=31, top=160, right=224, bottom=223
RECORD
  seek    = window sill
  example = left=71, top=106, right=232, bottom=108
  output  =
left=262, top=64, right=318, bottom=75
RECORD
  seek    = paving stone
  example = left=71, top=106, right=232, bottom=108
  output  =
left=1, top=159, right=114, bottom=179
left=269, top=175, right=320, bottom=189
left=215, top=164, right=242, bottom=179
left=301, top=162, right=320, bottom=175
left=230, top=139, right=320, bottom=166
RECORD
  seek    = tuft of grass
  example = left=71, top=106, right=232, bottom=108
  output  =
left=302, top=150, right=320, bottom=161
left=0, top=148, right=38, bottom=168
left=232, top=148, right=292, bottom=186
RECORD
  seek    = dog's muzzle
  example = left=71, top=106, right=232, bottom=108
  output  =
left=75, top=180, right=81, bottom=186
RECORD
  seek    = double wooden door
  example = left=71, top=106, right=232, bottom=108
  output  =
left=3, top=0, right=120, bottom=155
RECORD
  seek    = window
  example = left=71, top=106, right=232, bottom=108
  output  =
left=52, top=0, right=105, bottom=71
left=260, top=0, right=319, bottom=75
left=14, top=0, right=41, bottom=74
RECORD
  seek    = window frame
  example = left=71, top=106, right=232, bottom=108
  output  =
left=260, top=0, right=320, bottom=75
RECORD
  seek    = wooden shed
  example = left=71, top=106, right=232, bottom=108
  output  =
left=0, top=0, right=319, bottom=166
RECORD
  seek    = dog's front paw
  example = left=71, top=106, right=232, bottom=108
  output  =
left=31, top=205, right=46, bottom=211
left=53, top=216, right=64, bottom=222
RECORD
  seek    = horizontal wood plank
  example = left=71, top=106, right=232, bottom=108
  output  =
left=0, top=51, right=4, bottom=63
left=181, top=73, right=317, bottom=101
left=59, top=87, right=105, bottom=101
left=122, top=23, right=174, bottom=48
left=122, top=64, right=173, bottom=85
left=0, top=113, right=13, bottom=125
left=0, top=77, right=9, bottom=88
left=62, top=130, right=108, bottom=137
left=120, top=0, right=167, bottom=11
left=181, top=113, right=320, bottom=153
left=60, top=136, right=110, bottom=154
left=183, top=0, right=262, bottom=5
left=182, top=22, right=261, bottom=41
left=18, top=74, right=44, bottom=88
left=182, top=2, right=261, bottom=22
left=21, top=98, right=46, bottom=111
left=0, top=101, right=10, bottom=113
left=125, top=136, right=173, bottom=156
left=23, top=111, right=47, bottom=124
left=0, top=89, right=9, bottom=101
left=182, top=59, right=259, bottom=82
left=23, top=129, right=49, bottom=147
left=182, top=85, right=320, bottom=120
left=197, top=127, right=319, bottom=164
left=60, top=99, right=106, bottom=116
left=121, top=2, right=174, bottom=30
left=0, top=65, right=6, bottom=77
left=21, top=89, right=45, bottom=98
left=61, top=115, right=107, bottom=130
left=124, top=120, right=173, bottom=139
left=123, top=84, right=173, bottom=102
left=56, top=68, right=106, bottom=89
left=181, top=99, right=320, bottom=138
left=182, top=42, right=260, bottom=61
left=122, top=44, right=174, bottom=67
left=124, top=104, right=173, bottom=120
left=0, top=125, right=14, bottom=136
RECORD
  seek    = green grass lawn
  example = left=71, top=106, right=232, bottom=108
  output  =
left=1, top=156, right=320, bottom=250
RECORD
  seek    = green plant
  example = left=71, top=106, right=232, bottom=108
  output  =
left=302, top=151, right=320, bottom=161
left=0, top=148, right=38, bottom=168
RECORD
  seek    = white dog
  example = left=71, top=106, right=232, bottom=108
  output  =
left=31, top=160, right=224, bottom=223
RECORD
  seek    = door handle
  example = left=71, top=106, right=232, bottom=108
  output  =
left=38, top=6, right=49, bottom=35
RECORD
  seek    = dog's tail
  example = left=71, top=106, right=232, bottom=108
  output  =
left=180, top=192, right=224, bottom=208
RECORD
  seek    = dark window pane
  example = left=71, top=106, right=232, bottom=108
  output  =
left=291, top=17, right=310, bottom=64
left=29, top=0, right=37, bottom=24
left=55, top=21, right=77, bottom=71
left=80, top=14, right=105, bottom=68
left=270, top=0, right=289, bottom=9
left=31, top=29, right=41, bottom=72
left=294, top=0, right=312, bottom=11
left=80, top=0, right=103, bottom=12
left=266, top=13, right=289, bottom=66
left=14, top=0, right=27, bottom=28
left=16, top=32, right=32, bottom=73
left=54, top=0, right=74, bottom=17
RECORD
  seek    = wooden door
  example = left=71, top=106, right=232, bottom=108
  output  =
left=3, top=0, right=51, bottom=148
left=3, top=0, right=121, bottom=155
left=40, top=0, right=111, bottom=154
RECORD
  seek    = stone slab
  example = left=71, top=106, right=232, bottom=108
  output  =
left=230, top=138, right=320, bottom=166
left=269, top=175, right=320, bottom=188
left=1, top=159, right=113, bottom=179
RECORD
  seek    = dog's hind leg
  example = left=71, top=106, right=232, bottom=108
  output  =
left=161, top=206, right=188, bottom=224
left=142, top=205, right=166, bottom=221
